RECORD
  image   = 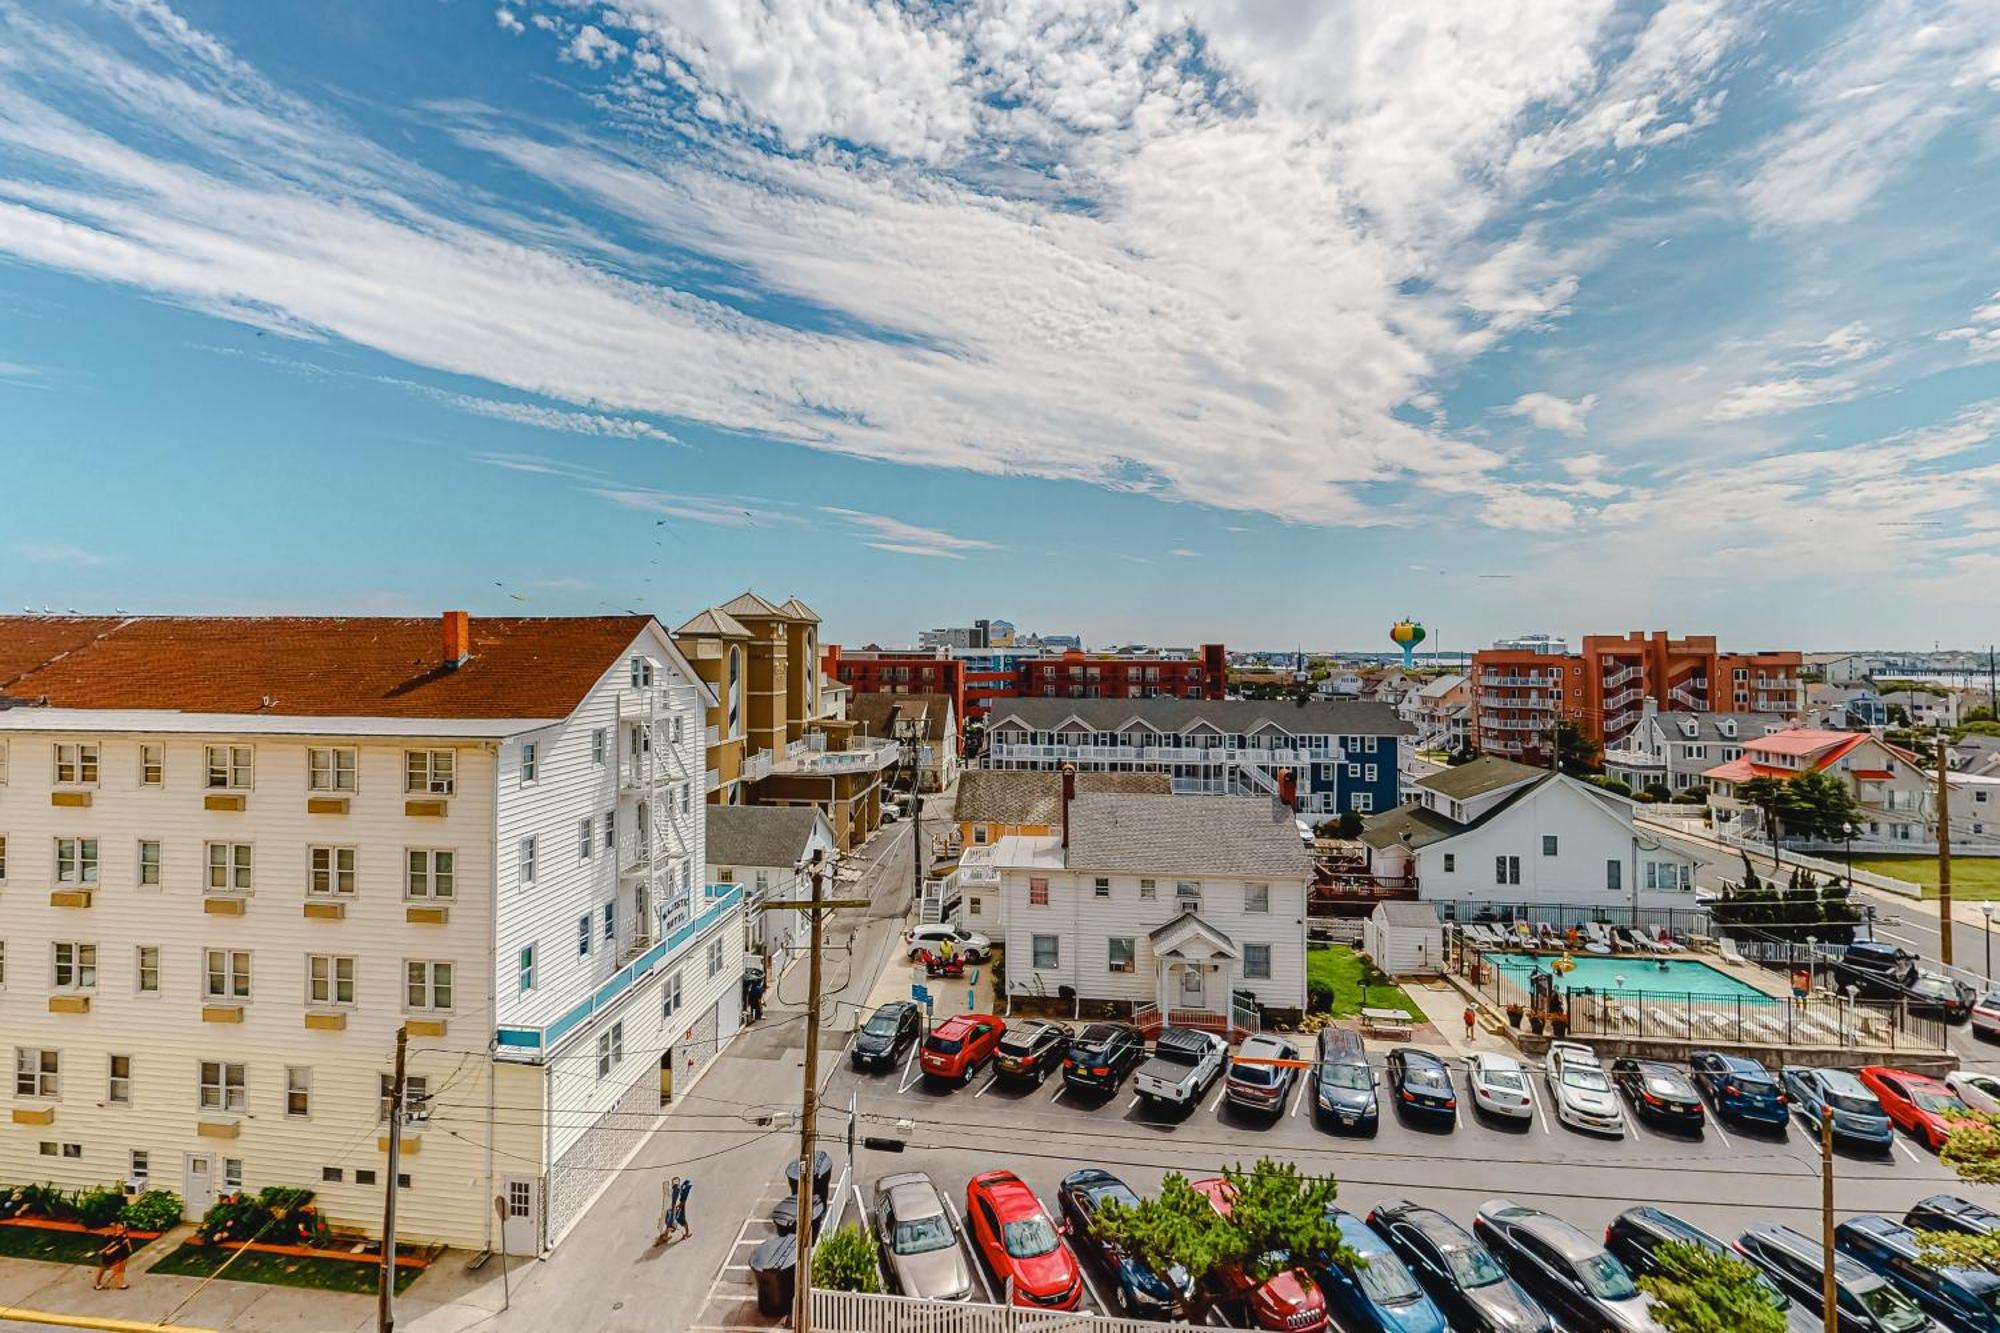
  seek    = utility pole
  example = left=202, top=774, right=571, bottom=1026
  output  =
left=1939, top=732, right=1954, bottom=967
left=379, top=1024, right=408, bottom=1333
left=758, top=852, right=868, bottom=1333
left=910, top=746, right=923, bottom=914
left=1820, top=1106, right=1837, bottom=1332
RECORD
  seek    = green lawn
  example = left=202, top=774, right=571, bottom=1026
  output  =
left=1307, top=944, right=1420, bottom=1018
left=147, top=1242, right=423, bottom=1294
left=0, top=1224, right=123, bottom=1266
left=1839, top=855, right=2000, bottom=900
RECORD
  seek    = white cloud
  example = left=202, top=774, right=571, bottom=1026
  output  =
left=494, top=7, right=524, bottom=35
left=1502, top=391, right=1597, bottom=436
left=1800, top=322, right=1877, bottom=367
left=1705, top=376, right=1859, bottom=422
left=18, top=542, right=109, bottom=566
left=1937, top=290, right=2000, bottom=360
left=395, top=380, right=677, bottom=441
left=563, top=24, right=625, bottom=68
left=819, top=507, right=999, bottom=559
left=1168, top=548, right=1200, bottom=558
left=1478, top=489, right=1577, bottom=531
left=596, top=489, right=792, bottom=528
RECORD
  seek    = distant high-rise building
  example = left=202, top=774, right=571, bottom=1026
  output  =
left=1492, top=633, right=1569, bottom=655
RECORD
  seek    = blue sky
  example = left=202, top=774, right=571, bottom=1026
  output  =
left=2, top=0, right=1998, bottom=652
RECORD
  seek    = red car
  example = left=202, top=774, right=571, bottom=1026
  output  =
left=964, top=1170, right=1082, bottom=1309
left=920, top=1013, right=1004, bottom=1084
left=1189, top=1177, right=1329, bottom=1331
left=1859, top=1065, right=1973, bottom=1150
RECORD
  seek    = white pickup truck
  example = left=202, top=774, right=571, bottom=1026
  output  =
left=1134, top=1027, right=1228, bottom=1108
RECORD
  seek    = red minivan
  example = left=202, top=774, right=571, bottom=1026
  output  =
left=965, top=1170, right=1083, bottom=1309
left=1190, top=1177, right=1329, bottom=1331
left=920, top=1013, right=1005, bottom=1085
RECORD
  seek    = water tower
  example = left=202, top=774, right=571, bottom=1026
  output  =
left=1389, top=620, right=1427, bottom=669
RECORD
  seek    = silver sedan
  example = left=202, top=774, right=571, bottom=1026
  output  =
left=871, top=1172, right=972, bottom=1302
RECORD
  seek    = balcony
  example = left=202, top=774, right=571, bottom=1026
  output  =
left=1602, top=663, right=1641, bottom=689
left=1478, top=693, right=1554, bottom=710
left=705, top=723, right=720, bottom=749
left=1603, top=687, right=1643, bottom=710
left=743, top=749, right=774, bottom=783
left=1483, top=717, right=1549, bottom=733
left=1478, top=672, right=1555, bottom=688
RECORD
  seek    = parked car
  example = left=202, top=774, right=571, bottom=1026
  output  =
left=1226, top=1034, right=1303, bottom=1116
left=1368, top=1199, right=1552, bottom=1333
left=1055, top=1168, right=1193, bottom=1318
left=1839, top=940, right=1919, bottom=976
left=1906, top=1196, right=2000, bottom=1238
left=920, top=1013, right=1005, bottom=1085
left=1313, top=1028, right=1379, bottom=1134
left=991, top=1019, right=1070, bottom=1085
left=1783, top=1066, right=1896, bottom=1151
left=905, top=924, right=992, bottom=963
left=1190, top=1176, right=1329, bottom=1332
left=870, top=1172, right=972, bottom=1302
left=852, top=1000, right=923, bottom=1071
left=1467, top=1052, right=1535, bottom=1121
left=1317, top=1208, right=1449, bottom=1332
left=1946, top=1071, right=2000, bottom=1114
left=1609, top=1058, right=1704, bottom=1131
left=1062, top=1023, right=1146, bottom=1096
left=1904, top=971, right=1978, bottom=1023
left=1971, top=989, right=2000, bottom=1042
left=1134, top=1027, right=1228, bottom=1109
left=1737, top=1222, right=1933, bottom=1332
left=1386, top=1048, right=1458, bottom=1124
left=1604, top=1207, right=1794, bottom=1322
left=1859, top=1066, right=1974, bottom=1151
left=1838, top=1213, right=2000, bottom=1332
left=1473, top=1199, right=1661, bottom=1332
left=1547, top=1042, right=1626, bottom=1137
left=963, top=1170, right=1082, bottom=1310
left=1689, top=1051, right=1789, bottom=1130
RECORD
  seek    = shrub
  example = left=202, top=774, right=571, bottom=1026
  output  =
left=74, top=1186, right=125, bottom=1230
left=1306, top=979, right=1334, bottom=1014
left=1675, top=785, right=1709, bottom=804
left=1641, top=783, right=1673, bottom=803
left=121, top=1191, right=185, bottom=1233
left=1584, top=775, right=1633, bottom=798
left=812, top=1224, right=882, bottom=1293
left=199, top=1186, right=329, bottom=1248
left=10, top=1182, right=73, bottom=1221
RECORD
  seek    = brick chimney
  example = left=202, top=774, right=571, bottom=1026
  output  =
left=1061, top=764, right=1076, bottom=849
left=442, top=610, right=471, bottom=669
left=1277, top=767, right=1297, bottom=811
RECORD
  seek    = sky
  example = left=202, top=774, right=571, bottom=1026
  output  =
left=2, top=1, right=1999, bottom=653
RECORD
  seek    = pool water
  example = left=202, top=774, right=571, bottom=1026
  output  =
left=1489, top=954, right=1775, bottom=1004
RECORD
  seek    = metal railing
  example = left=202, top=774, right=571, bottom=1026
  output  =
left=813, top=1287, right=1166, bottom=1331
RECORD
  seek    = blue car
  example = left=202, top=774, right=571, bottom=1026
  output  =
left=1782, top=1066, right=1896, bottom=1151
left=1690, top=1051, right=1789, bottom=1129
left=1838, top=1214, right=2000, bottom=1332
left=1055, top=1168, right=1193, bottom=1318
left=1318, top=1208, right=1449, bottom=1332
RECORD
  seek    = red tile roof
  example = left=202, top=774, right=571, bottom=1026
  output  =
left=1744, top=729, right=1852, bottom=757
left=1702, top=757, right=1757, bottom=782
left=0, top=615, right=654, bottom=720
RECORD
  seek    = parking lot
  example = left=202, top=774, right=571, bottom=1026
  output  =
left=821, top=1024, right=1970, bottom=1326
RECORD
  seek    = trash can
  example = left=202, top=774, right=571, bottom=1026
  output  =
left=749, top=1234, right=797, bottom=1317
left=770, top=1193, right=825, bottom=1237
left=784, top=1150, right=834, bottom=1204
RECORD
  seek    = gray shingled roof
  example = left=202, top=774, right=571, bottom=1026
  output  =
left=1651, top=711, right=1791, bottom=742
left=1065, top=792, right=1312, bottom=879
left=953, top=770, right=1172, bottom=825
left=851, top=692, right=954, bottom=743
left=1375, top=901, right=1441, bottom=929
left=1356, top=804, right=1464, bottom=851
left=1413, top=756, right=1547, bottom=800
left=985, top=696, right=1413, bottom=736
left=706, top=805, right=824, bottom=869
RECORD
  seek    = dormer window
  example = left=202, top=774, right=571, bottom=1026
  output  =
left=630, top=656, right=655, bottom=689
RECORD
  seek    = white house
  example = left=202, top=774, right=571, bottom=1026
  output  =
left=989, top=786, right=1311, bottom=1032
left=1601, top=705, right=1784, bottom=794
left=1363, top=902, right=1444, bottom=979
left=1359, top=757, right=1702, bottom=916
left=0, top=612, right=743, bottom=1258
left=706, top=804, right=837, bottom=973
left=1702, top=729, right=1940, bottom=851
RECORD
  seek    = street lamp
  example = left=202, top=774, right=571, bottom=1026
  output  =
left=1984, top=903, right=1995, bottom=982
left=1843, top=821, right=1859, bottom=895
left=1805, top=935, right=1818, bottom=998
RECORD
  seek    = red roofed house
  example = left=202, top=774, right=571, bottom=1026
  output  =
left=1703, top=728, right=1935, bottom=850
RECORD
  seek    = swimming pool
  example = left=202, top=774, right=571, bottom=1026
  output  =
left=1488, top=954, right=1776, bottom=1003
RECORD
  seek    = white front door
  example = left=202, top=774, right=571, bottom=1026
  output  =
left=182, top=1154, right=214, bottom=1219
left=1179, top=964, right=1205, bottom=1009
left=501, top=1176, right=540, bottom=1256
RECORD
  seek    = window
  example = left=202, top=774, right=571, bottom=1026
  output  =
left=322, top=1167, right=344, bottom=1184
left=198, top=1061, right=246, bottom=1113
left=406, top=849, right=454, bottom=899
left=1138, top=878, right=1156, bottom=900
left=708, top=937, right=725, bottom=977
left=1032, top=935, right=1060, bottom=969
left=1442, top=853, right=1456, bottom=873
left=0, top=740, right=7, bottom=785
left=53, top=942, right=97, bottom=989
left=972, top=825, right=988, bottom=845
left=223, top=1158, right=244, bottom=1191
left=136, top=946, right=159, bottom=994
left=379, top=1073, right=430, bottom=1122
left=406, top=961, right=453, bottom=1011
left=307, top=955, right=355, bottom=1006
left=54, top=743, right=99, bottom=786
left=597, top=1022, right=625, bottom=1078
left=1606, top=860, right=1622, bottom=892
left=672, top=715, right=685, bottom=746
left=592, top=729, right=607, bottom=765
left=54, top=838, right=98, bottom=885
left=108, top=1055, right=131, bottom=1105
left=138, top=840, right=161, bottom=888
left=1093, top=877, right=1110, bottom=899
left=603, top=810, right=616, bottom=850
left=1542, top=835, right=1559, bottom=857
left=1494, top=856, right=1520, bottom=886
left=16, top=1048, right=59, bottom=1098
left=204, top=745, right=252, bottom=789
left=405, top=749, right=456, bottom=795
left=519, top=836, right=538, bottom=886
left=602, top=902, right=615, bottom=944
left=0, top=835, right=7, bottom=881
left=307, top=748, right=357, bottom=792
left=1028, top=877, right=1050, bottom=906
left=577, top=914, right=591, bottom=956
left=1108, top=937, right=1135, bottom=973
left=518, top=945, right=536, bottom=993
left=1245, top=883, right=1270, bottom=914
left=1354, top=792, right=1374, bottom=812
left=578, top=819, right=594, bottom=860
left=309, top=847, right=356, bottom=896
left=130, top=1150, right=150, bottom=1188
left=355, top=1169, right=376, bottom=1186
left=204, top=950, right=251, bottom=1000
left=520, top=741, right=538, bottom=785
left=139, top=744, right=163, bottom=787
left=1244, top=943, right=1272, bottom=980
left=285, top=1066, right=311, bottom=1118
left=1175, top=881, right=1201, bottom=907
left=630, top=656, right=654, bottom=688
left=206, top=842, right=253, bottom=894
left=662, top=968, right=683, bottom=1019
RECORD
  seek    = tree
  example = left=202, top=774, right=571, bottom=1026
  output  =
left=1641, top=782, right=1674, bottom=803
left=1636, top=1241, right=1786, bottom=1333
left=1782, top=768, right=1864, bottom=843
left=1333, top=810, right=1364, bottom=840
left=812, top=1223, right=883, bottom=1293
left=1585, top=774, right=1634, bottom=798
left=1920, top=1112, right=2000, bottom=1273
left=1552, top=720, right=1600, bottom=775
left=1735, top=776, right=1790, bottom=865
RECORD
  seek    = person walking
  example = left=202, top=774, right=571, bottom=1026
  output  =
left=1462, top=1004, right=1477, bottom=1041
left=93, top=1223, right=133, bottom=1290
left=673, top=1177, right=694, bottom=1240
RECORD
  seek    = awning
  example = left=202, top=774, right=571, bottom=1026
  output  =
left=1148, top=911, right=1240, bottom=961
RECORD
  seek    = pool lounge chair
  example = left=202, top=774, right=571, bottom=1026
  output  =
left=1742, top=1012, right=1787, bottom=1043
left=1584, top=922, right=1614, bottom=954
left=1718, top=938, right=1748, bottom=966
left=1647, top=928, right=1681, bottom=954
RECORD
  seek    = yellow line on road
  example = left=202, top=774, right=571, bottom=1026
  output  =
left=0, top=1307, right=216, bottom=1333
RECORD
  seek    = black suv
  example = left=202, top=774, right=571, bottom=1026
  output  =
left=1312, top=1028, right=1378, bottom=1135
left=1906, top=1194, right=2000, bottom=1238
left=1736, top=1223, right=1931, bottom=1332
left=1605, top=1207, right=1791, bottom=1316
left=1063, top=1023, right=1145, bottom=1095
left=993, top=1019, right=1070, bottom=1085
left=851, top=1000, right=922, bottom=1071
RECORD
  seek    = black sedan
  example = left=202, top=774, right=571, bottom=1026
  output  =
left=1473, top=1200, right=1658, bottom=1332
left=1056, top=1168, right=1193, bottom=1319
left=1063, top=1023, right=1146, bottom=1095
left=993, top=1018, right=1071, bottom=1085
left=1902, top=970, right=1977, bottom=1023
left=1368, top=1199, right=1552, bottom=1332
left=1609, top=1058, right=1705, bottom=1131
left=851, top=1000, right=922, bottom=1071
left=1385, top=1048, right=1458, bottom=1124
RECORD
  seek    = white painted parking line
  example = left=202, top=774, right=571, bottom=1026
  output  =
left=1524, top=1078, right=1550, bottom=1134
left=1208, top=1084, right=1227, bottom=1114
left=973, top=1072, right=1000, bottom=1098
left=1708, top=1115, right=1733, bottom=1150
left=1125, top=1094, right=1139, bottom=1111
left=1207, top=1306, right=1237, bottom=1327
left=852, top=1182, right=867, bottom=1231
left=945, top=1195, right=994, bottom=1304
left=1290, top=1078, right=1307, bottom=1118
left=1077, top=1260, right=1116, bottom=1316
left=897, top=1051, right=924, bottom=1095
left=1049, top=1081, right=1067, bottom=1104
left=1895, top=1135, right=1923, bottom=1165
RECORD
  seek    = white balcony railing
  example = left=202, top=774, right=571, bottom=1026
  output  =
left=1478, top=693, right=1554, bottom=710
left=744, top=750, right=774, bottom=783
left=1602, top=663, right=1640, bottom=688
left=1603, top=687, right=1643, bottom=710
left=1478, top=672, right=1556, bottom=688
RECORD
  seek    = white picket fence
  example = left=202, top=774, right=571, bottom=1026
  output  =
left=813, top=1290, right=1160, bottom=1332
